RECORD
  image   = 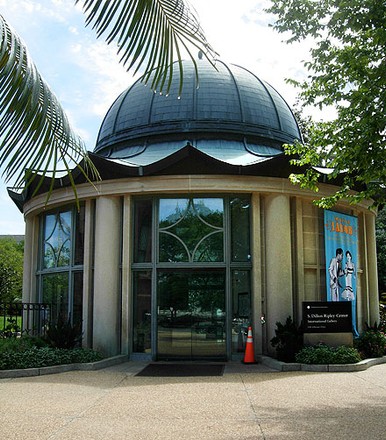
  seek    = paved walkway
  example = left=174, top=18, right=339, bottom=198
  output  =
left=1, top=361, right=386, bottom=439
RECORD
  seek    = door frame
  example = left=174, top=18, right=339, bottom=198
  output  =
left=155, top=268, right=228, bottom=361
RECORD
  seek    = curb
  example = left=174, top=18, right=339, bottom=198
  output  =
left=0, top=355, right=128, bottom=379
left=257, top=354, right=386, bottom=372
left=2, top=354, right=386, bottom=378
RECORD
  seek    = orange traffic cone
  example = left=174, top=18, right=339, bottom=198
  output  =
left=243, top=326, right=256, bottom=364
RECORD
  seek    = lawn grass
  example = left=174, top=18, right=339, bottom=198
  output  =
left=0, top=315, right=22, bottom=331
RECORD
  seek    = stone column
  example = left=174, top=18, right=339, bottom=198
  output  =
left=365, top=211, right=379, bottom=325
left=264, top=194, right=293, bottom=353
left=82, top=200, right=94, bottom=348
left=251, top=193, right=263, bottom=354
left=93, top=196, right=122, bottom=356
left=22, top=215, right=38, bottom=303
left=121, top=195, right=132, bottom=355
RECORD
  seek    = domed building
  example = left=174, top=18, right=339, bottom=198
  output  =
left=12, top=59, right=379, bottom=361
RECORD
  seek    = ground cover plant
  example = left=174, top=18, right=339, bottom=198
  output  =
left=0, top=336, right=103, bottom=370
left=295, top=344, right=362, bottom=364
left=354, top=323, right=386, bottom=359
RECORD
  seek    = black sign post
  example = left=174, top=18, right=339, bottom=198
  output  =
left=303, top=302, right=352, bottom=333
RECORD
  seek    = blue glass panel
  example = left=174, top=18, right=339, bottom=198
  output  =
left=159, top=198, right=224, bottom=263
left=43, top=211, right=71, bottom=268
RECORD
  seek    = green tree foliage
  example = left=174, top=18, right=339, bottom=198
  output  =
left=267, top=0, right=386, bottom=208
left=0, top=237, right=24, bottom=303
left=376, top=206, right=386, bottom=294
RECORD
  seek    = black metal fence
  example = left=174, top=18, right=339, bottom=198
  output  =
left=0, top=303, right=51, bottom=338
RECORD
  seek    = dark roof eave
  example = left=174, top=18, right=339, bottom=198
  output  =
left=8, top=149, right=360, bottom=213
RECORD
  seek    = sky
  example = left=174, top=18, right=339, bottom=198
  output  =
left=0, top=0, right=313, bottom=234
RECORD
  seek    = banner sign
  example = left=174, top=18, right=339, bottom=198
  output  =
left=303, top=302, right=352, bottom=333
left=324, top=210, right=358, bottom=335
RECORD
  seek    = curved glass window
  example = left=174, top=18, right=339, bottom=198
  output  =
left=230, top=197, right=251, bottom=262
left=159, top=198, right=224, bottom=262
left=134, top=199, right=152, bottom=263
left=43, top=211, right=71, bottom=268
left=38, top=206, right=85, bottom=326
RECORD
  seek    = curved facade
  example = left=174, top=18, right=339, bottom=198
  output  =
left=16, top=59, right=379, bottom=360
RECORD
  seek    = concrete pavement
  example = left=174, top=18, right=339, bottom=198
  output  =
left=1, top=361, right=386, bottom=439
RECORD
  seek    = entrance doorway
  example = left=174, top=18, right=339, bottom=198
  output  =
left=132, top=196, right=252, bottom=361
left=157, top=271, right=226, bottom=360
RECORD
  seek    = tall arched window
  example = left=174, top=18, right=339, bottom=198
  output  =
left=37, top=205, right=85, bottom=325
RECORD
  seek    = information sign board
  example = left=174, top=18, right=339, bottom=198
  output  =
left=303, top=302, right=352, bottom=333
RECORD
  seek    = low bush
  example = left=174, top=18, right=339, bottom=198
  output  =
left=354, top=329, right=386, bottom=358
left=380, top=306, right=386, bottom=331
left=295, top=344, right=362, bottom=364
left=45, top=316, right=82, bottom=349
left=270, top=316, right=303, bottom=362
left=0, top=336, right=48, bottom=353
left=0, top=337, right=103, bottom=370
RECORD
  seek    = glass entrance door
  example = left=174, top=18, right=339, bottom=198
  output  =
left=157, top=271, right=226, bottom=360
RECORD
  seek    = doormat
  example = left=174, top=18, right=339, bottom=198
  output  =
left=136, top=363, right=225, bottom=377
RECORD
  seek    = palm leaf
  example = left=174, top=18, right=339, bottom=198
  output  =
left=0, top=15, right=100, bottom=200
left=76, top=0, right=218, bottom=95
left=0, top=1, right=216, bottom=205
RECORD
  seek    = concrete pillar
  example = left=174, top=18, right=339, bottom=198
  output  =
left=93, top=196, right=122, bottom=356
left=22, top=215, right=38, bottom=303
left=251, top=193, right=263, bottom=354
left=264, top=194, right=293, bottom=353
left=82, top=200, right=94, bottom=348
left=364, top=211, right=379, bottom=325
left=121, top=195, right=132, bottom=355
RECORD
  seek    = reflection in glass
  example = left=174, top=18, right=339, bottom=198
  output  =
left=43, top=211, right=72, bottom=268
left=42, top=273, right=69, bottom=322
left=231, top=270, right=251, bottom=354
left=73, top=272, right=83, bottom=326
left=133, top=271, right=152, bottom=352
left=159, top=198, right=189, bottom=223
left=230, top=197, right=250, bottom=262
left=157, top=271, right=226, bottom=360
left=159, top=198, right=224, bottom=262
left=40, top=208, right=85, bottom=327
left=74, top=205, right=85, bottom=266
left=134, top=199, right=152, bottom=263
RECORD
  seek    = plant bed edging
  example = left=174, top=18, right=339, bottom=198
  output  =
left=258, top=355, right=386, bottom=372
left=0, top=354, right=128, bottom=379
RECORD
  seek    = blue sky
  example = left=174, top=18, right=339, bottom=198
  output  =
left=0, top=0, right=311, bottom=234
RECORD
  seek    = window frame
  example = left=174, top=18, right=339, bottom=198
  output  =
left=36, top=204, right=85, bottom=324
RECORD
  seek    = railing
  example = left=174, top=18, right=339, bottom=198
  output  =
left=0, top=303, right=51, bottom=338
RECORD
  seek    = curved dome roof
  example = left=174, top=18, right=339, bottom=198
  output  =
left=94, top=59, right=301, bottom=166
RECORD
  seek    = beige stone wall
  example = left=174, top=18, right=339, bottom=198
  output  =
left=23, top=175, right=379, bottom=357
left=264, top=194, right=293, bottom=354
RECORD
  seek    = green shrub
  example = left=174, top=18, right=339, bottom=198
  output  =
left=354, top=330, right=386, bottom=358
left=0, top=339, right=103, bottom=370
left=295, top=344, right=362, bottom=364
left=45, top=316, right=82, bottom=349
left=0, top=336, right=47, bottom=353
left=270, top=316, right=303, bottom=362
left=380, top=306, right=386, bottom=331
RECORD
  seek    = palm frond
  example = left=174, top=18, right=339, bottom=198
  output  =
left=76, top=0, right=218, bottom=95
left=0, top=15, right=100, bottom=200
